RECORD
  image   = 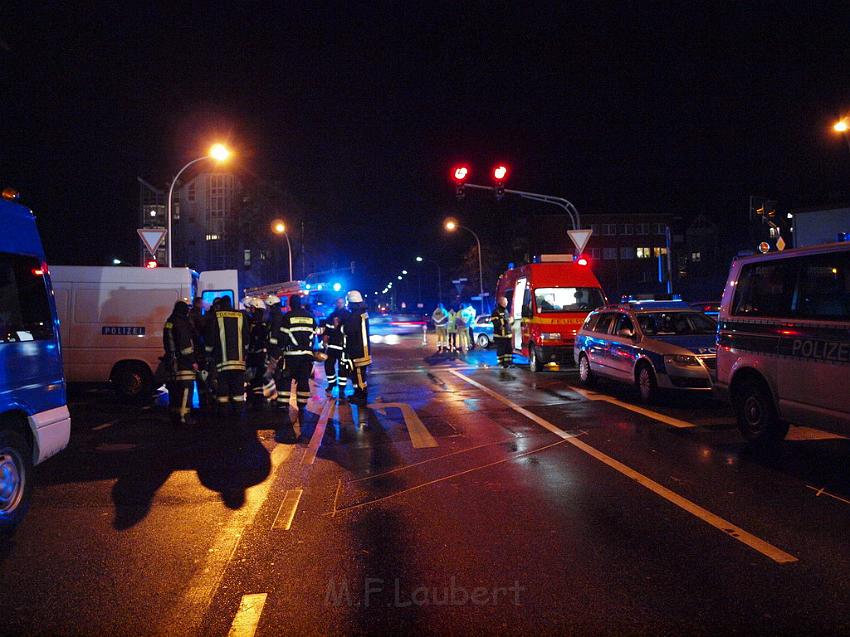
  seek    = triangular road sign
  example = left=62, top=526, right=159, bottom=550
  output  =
left=137, top=228, right=167, bottom=257
left=567, top=228, right=593, bottom=254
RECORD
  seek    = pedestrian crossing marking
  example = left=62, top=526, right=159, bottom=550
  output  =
left=228, top=593, right=267, bottom=637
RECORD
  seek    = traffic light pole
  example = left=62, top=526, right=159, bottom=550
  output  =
left=462, top=183, right=581, bottom=230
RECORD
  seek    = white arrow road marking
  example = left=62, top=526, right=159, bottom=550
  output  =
left=369, top=401, right=438, bottom=448
left=451, top=370, right=797, bottom=565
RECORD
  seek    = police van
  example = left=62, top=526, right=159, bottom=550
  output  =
left=0, top=190, right=70, bottom=533
left=715, top=242, right=850, bottom=444
left=51, top=266, right=238, bottom=399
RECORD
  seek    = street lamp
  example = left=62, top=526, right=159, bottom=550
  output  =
left=271, top=219, right=293, bottom=282
left=444, top=217, right=486, bottom=313
left=415, top=255, right=443, bottom=304
left=834, top=118, right=850, bottom=152
left=166, top=143, right=232, bottom=267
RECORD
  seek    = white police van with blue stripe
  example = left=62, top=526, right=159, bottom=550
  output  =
left=716, top=241, right=850, bottom=444
left=574, top=296, right=717, bottom=403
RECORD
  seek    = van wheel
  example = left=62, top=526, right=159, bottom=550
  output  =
left=578, top=354, right=595, bottom=386
left=733, top=378, right=788, bottom=445
left=636, top=363, right=658, bottom=403
left=528, top=346, right=543, bottom=373
left=112, top=362, right=154, bottom=401
left=476, top=334, right=491, bottom=349
left=0, top=431, right=33, bottom=536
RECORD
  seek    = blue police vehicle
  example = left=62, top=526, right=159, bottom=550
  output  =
left=574, top=296, right=717, bottom=403
left=0, top=190, right=70, bottom=534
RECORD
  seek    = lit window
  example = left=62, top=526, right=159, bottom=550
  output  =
left=691, top=252, right=701, bottom=263
left=244, top=249, right=251, bottom=266
left=653, top=247, right=668, bottom=257
left=205, top=234, right=220, bottom=241
left=636, top=247, right=651, bottom=259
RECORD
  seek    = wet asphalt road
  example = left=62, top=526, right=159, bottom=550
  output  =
left=3, top=334, right=850, bottom=636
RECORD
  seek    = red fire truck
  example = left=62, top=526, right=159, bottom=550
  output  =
left=495, top=256, right=606, bottom=371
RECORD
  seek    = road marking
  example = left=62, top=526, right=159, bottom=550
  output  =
left=450, top=370, right=797, bottom=564
left=568, top=385, right=696, bottom=429
left=806, top=485, right=850, bottom=506
left=787, top=426, right=847, bottom=441
left=371, top=366, right=478, bottom=375
left=228, top=593, right=267, bottom=637
left=272, top=488, right=304, bottom=530
left=370, top=401, right=438, bottom=448
left=336, top=438, right=571, bottom=513
left=92, top=419, right=120, bottom=431
left=170, top=440, right=293, bottom=631
left=302, top=400, right=334, bottom=465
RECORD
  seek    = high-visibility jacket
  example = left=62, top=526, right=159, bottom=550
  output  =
left=432, top=308, right=448, bottom=326
left=446, top=310, right=457, bottom=332
left=164, top=312, right=196, bottom=380
left=491, top=306, right=512, bottom=338
left=342, top=306, right=371, bottom=367
left=324, top=308, right=350, bottom=352
left=204, top=309, right=250, bottom=372
left=279, top=307, right=316, bottom=356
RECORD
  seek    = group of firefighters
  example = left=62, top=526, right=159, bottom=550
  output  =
left=162, top=290, right=371, bottom=426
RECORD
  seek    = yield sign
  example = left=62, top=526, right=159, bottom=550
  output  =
left=567, top=228, right=593, bottom=254
left=137, top=228, right=167, bottom=257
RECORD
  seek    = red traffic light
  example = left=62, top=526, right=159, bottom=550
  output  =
left=452, top=165, right=470, bottom=183
left=492, top=164, right=508, bottom=182
left=145, top=259, right=158, bottom=269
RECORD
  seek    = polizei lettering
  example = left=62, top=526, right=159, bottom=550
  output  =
left=101, top=326, right=145, bottom=336
left=789, top=338, right=850, bottom=363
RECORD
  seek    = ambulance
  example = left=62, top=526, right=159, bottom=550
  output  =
left=495, top=255, right=607, bottom=371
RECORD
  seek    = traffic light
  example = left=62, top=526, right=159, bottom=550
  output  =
left=492, top=164, right=509, bottom=201
left=451, top=165, right=470, bottom=200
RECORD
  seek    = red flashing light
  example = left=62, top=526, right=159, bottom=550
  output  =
left=493, top=164, right=508, bottom=182
left=32, top=261, right=48, bottom=276
left=452, top=165, right=470, bottom=183
left=145, top=260, right=158, bottom=269
left=576, top=257, right=589, bottom=266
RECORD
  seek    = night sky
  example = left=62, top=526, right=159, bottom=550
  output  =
left=3, top=2, right=850, bottom=293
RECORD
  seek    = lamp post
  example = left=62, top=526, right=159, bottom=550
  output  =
left=271, top=219, right=293, bottom=282
left=834, top=118, right=850, bottom=152
left=166, top=143, right=231, bottom=267
left=415, top=256, right=443, bottom=304
left=444, top=217, right=485, bottom=313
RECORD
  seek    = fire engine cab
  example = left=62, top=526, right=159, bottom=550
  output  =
left=495, top=255, right=606, bottom=371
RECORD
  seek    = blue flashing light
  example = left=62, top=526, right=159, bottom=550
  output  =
left=305, top=283, right=312, bottom=290
left=332, top=282, right=342, bottom=292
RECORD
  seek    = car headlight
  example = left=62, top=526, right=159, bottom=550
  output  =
left=664, top=354, right=700, bottom=367
left=540, top=332, right=561, bottom=341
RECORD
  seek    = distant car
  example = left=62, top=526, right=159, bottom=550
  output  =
left=689, top=301, right=720, bottom=318
left=472, top=315, right=494, bottom=348
left=574, top=298, right=717, bottom=403
left=369, top=313, right=427, bottom=336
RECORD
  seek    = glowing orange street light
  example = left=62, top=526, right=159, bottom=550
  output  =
left=270, top=219, right=292, bottom=281
left=444, top=217, right=458, bottom=231
left=834, top=119, right=849, bottom=133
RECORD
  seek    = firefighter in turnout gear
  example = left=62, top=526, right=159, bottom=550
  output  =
left=341, top=290, right=371, bottom=405
left=244, top=297, right=269, bottom=406
left=163, top=301, right=196, bottom=425
left=204, top=296, right=250, bottom=408
left=276, top=294, right=316, bottom=414
left=491, top=296, right=514, bottom=371
left=261, top=294, right=283, bottom=401
left=323, top=297, right=350, bottom=398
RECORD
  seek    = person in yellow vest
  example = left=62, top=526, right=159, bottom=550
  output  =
left=431, top=303, right=448, bottom=352
left=446, top=307, right=458, bottom=353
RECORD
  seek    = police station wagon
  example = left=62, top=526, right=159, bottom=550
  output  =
left=715, top=241, right=850, bottom=445
left=574, top=298, right=717, bottom=403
